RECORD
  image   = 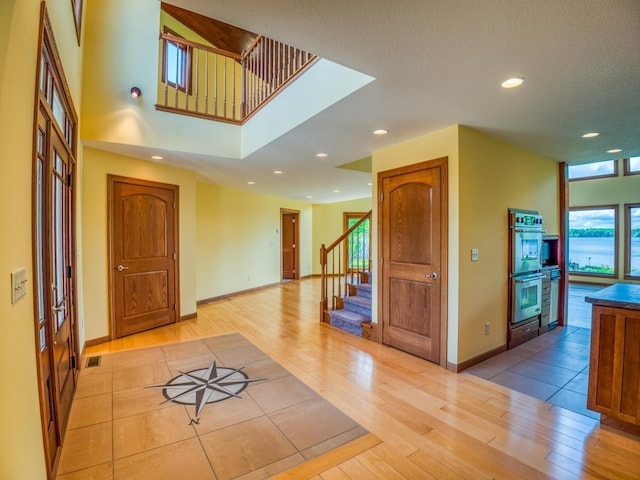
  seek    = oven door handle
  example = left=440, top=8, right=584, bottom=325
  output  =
left=512, top=228, right=546, bottom=233
left=514, top=274, right=545, bottom=283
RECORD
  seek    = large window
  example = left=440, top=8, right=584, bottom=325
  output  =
left=625, top=204, right=640, bottom=278
left=568, top=159, right=617, bottom=181
left=568, top=206, right=618, bottom=277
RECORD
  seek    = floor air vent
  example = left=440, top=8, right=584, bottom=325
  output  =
left=85, top=356, right=101, bottom=368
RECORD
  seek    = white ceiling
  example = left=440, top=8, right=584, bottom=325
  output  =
left=135, top=0, right=640, bottom=203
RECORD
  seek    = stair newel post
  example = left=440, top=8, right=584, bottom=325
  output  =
left=320, top=244, right=327, bottom=322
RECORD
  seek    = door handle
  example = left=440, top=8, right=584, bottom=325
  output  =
left=426, top=272, right=438, bottom=279
left=52, top=306, right=64, bottom=313
left=117, top=265, right=129, bottom=272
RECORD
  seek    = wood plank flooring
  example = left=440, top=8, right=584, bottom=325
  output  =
left=81, top=278, right=640, bottom=479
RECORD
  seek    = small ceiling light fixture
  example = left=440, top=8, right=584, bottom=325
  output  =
left=306, top=195, right=313, bottom=199
left=316, top=153, right=328, bottom=158
left=607, top=148, right=622, bottom=154
left=151, top=155, right=163, bottom=160
left=130, top=86, right=142, bottom=98
left=333, top=190, right=340, bottom=193
left=273, top=170, right=283, bottom=174
left=581, top=132, right=599, bottom=138
left=368, top=183, right=373, bottom=186
left=373, top=129, right=389, bottom=135
left=501, top=77, right=526, bottom=89
left=247, top=181, right=256, bottom=185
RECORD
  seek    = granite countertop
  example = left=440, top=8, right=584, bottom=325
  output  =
left=585, top=283, right=640, bottom=311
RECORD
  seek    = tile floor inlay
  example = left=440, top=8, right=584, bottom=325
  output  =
left=58, top=333, right=372, bottom=479
left=149, top=361, right=265, bottom=418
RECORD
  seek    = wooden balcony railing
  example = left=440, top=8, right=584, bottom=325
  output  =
left=319, top=211, right=372, bottom=323
left=156, top=33, right=316, bottom=124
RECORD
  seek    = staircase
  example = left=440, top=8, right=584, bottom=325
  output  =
left=319, top=211, right=372, bottom=338
left=328, top=272, right=372, bottom=337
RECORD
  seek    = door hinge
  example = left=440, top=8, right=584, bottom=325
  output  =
left=292, top=244, right=296, bottom=248
left=173, top=202, right=176, bottom=209
left=292, top=218, right=296, bottom=223
left=67, top=265, right=73, bottom=278
left=380, top=193, right=384, bottom=202
left=173, top=252, right=177, bottom=260
left=381, top=257, right=384, bottom=265
left=71, top=354, right=77, bottom=369
left=67, top=174, right=73, bottom=188
left=174, top=304, right=177, bottom=311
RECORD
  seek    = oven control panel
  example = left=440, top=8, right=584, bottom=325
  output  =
left=511, top=212, right=543, bottom=228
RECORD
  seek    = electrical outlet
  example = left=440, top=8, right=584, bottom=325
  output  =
left=11, top=268, right=27, bottom=304
left=471, top=248, right=479, bottom=261
left=485, top=322, right=490, bottom=335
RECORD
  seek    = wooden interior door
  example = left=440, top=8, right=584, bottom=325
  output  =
left=379, top=158, right=447, bottom=364
left=109, top=176, right=179, bottom=338
left=281, top=210, right=299, bottom=280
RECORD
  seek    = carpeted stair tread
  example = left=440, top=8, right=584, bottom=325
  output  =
left=343, top=295, right=372, bottom=316
left=356, top=283, right=372, bottom=298
left=329, top=309, right=370, bottom=336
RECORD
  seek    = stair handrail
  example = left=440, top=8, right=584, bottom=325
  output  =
left=320, top=210, right=372, bottom=323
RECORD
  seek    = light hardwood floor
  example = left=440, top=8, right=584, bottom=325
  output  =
left=81, top=278, right=640, bottom=479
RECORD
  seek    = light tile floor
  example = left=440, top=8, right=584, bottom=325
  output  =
left=56, top=333, right=368, bottom=480
left=465, top=283, right=604, bottom=420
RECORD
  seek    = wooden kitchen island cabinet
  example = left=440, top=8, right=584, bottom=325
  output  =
left=586, top=284, right=640, bottom=435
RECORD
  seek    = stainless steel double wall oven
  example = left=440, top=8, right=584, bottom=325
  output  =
left=509, top=209, right=544, bottom=325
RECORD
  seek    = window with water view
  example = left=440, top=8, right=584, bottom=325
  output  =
left=568, top=207, right=617, bottom=276
left=626, top=204, right=640, bottom=278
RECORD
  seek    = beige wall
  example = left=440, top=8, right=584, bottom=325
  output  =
left=569, top=162, right=640, bottom=285
left=196, top=183, right=313, bottom=300
left=311, top=198, right=373, bottom=275
left=458, top=126, right=559, bottom=362
left=82, top=148, right=198, bottom=341
left=0, top=0, right=84, bottom=477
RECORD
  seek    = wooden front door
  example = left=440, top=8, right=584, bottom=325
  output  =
left=109, top=176, right=179, bottom=338
left=379, top=158, right=447, bottom=364
left=33, top=8, right=80, bottom=474
left=281, top=210, right=299, bottom=280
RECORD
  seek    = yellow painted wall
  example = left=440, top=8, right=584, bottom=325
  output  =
left=372, top=125, right=460, bottom=363
left=196, top=183, right=313, bottom=300
left=82, top=148, right=197, bottom=341
left=82, top=0, right=241, bottom=159
left=0, top=0, right=83, bottom=477
left=311, top=198, right=373, bottom=275
left=569, top=162, right=640, bottom=285
left=458, top=126, right=559, bottom=362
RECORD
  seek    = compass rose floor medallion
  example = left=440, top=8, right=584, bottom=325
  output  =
left=56, top=333, right=376, bottom=480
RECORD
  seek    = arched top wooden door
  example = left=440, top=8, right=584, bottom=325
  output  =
left=109, top=176, right=180, bottom=338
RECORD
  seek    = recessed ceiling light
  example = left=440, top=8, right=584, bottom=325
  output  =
left=333, top=190, right=340, bottom=193
left=607, top=148, right=622, bottom=154
left=368, top=183, right=373, bottom=186
left=581, top=132, right=599, bottom=138
left=316, top=153, right=328, bottom=158
left=247, top=181, right=255, bottom=185
left=151, top=155, right=163, bottom=160
left=306, top=195, right=313, bottom=199
left=373, top=129, right=389, bottom=135
left=273, top=170, right=283, bottom=174
left=501, top=77, right=526, bottom=89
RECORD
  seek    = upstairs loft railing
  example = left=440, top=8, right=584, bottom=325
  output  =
left=319, top=211, right=372, bottom=323
left=156, top=33, right=316, bottom=124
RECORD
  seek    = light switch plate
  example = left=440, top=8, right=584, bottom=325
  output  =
left=471, top=248, right=479, bottom=261
left=11, top=268, right=27, bottom=304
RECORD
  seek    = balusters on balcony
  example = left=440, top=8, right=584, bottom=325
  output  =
left=157, top=32, right=316, bottom=124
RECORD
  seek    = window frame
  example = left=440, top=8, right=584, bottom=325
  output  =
left=623, top=157, right=640, bottom=176
left=568, top=204, right=619, bottom=278
left=161, top=27, right=192, bottom=94
left=624, top=203, right=640, bottom=279
left=568, top=159, right=618, bottom=182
